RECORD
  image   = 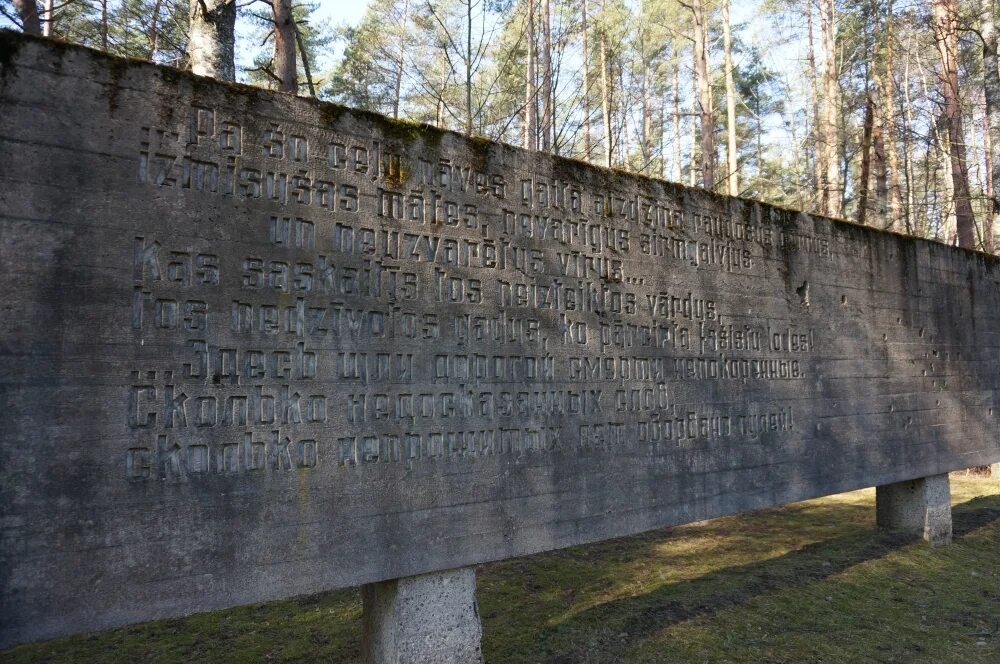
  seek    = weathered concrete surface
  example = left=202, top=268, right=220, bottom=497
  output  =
left=362, top=568, right=483, bottom=664
left=876, top=474, right=953, bottom=545
left=1, top=32, right=999, bottom=647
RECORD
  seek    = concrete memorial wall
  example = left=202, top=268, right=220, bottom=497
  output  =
left=1, top=33, right=999, bottom=649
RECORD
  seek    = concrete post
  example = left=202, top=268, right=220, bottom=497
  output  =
left=992, top=463, right=1000, bottom=480
left=876, top=473, right=952, bottom=545
left=362, top=567, right=484, bottom=664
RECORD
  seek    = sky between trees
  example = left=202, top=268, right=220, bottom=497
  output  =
left=3, top=0, right=999, bottom=253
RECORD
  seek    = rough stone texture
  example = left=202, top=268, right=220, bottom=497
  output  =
left=876, top=474, right=953, bottom=545
left=362, top=567, right=483, bottom=664
left=1, top=33, right=999, bottom=647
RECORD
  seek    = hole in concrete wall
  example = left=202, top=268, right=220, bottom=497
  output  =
left=918, top=327, right=925, bottom=337
left=796, top=281, right=810, bottom=306
left=990, top=408, right=994, bottom=416
left=882, top=333, right=888, bottom=341
left=841, top=294, right=848, bottom=305
left=896, top=317, right=902, bottom=324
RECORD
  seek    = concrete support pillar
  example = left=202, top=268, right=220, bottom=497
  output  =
left=992, top=463, right=1000, bottom=480
left=876, top=473, right=952, bottom=545
left=362, top=567, right=483, bottom=664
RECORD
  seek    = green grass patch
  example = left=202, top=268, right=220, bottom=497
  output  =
left=3, top=475, right=998, bottom=663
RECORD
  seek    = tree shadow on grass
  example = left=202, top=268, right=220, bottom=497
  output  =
left=489, top=493, right=1000, bottom=664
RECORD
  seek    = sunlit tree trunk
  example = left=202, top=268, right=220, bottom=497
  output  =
left=524, top=0, right=537, bottom=149
left=933, top=0, right=976, bottom=248
left=880, top=0, right=902, bottom=232
left=902, top=34, right=916, bottom=234
left=582, top=0, right=592, bottom=161
left=806, top=1, right=824, bottom=210
left=392, top=0, right=410, bottom=118
left=820, top=0, right=841, bottom=217
left=722, top=0, right=738, bottom=195
left=691, top=0, right=714, bottom=189
left=540, top=0, right=552, bottom=150
left=582, top=3, right=593, bottom=159
left=272, top=0, right=297, bottom=93
left=464, top=0, right=474, bottom=135
left=188, top=0, right=236, bottom=81
left=640, top=29, right=651, bottom=174
left=672, top=58, right=682, bottom=182
left=982, top=0, right=999, bottom=252
left=600, top=0, right=613, bottom=167
left=42, top=0, right=53, bottom=36
left=689, top=55, right=698, bottom=189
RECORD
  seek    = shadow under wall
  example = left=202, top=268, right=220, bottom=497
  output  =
left=487, top=492, right=1000, bottom=664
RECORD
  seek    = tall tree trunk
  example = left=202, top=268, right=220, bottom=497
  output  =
left=660, top=92, right=667, bottom=178
left=987, top=111, right=996, bottom=251
left=148, top=0, right=163, bottom=59
left=599, top=0, right=613, bottom=167
left=272, top=0, right=297, bottom=94
left=933, top=0, right=976, bottom=248
left=524, top=0, right=536, bottom=150
left=982, top=0, right=999, bottom=253
left=722, top=0, right=738, bottom=195
left=42, top=0, right=53, bottom=36
left=689, top=102, right=698, bottom=187
left=873, top=113, right=888, bottom=224
left=188, top=0, right=236, bottom=81
left=581, top=0, right=591, bottom=161
left=820, top=0, right=841, bottom=217
left=392, top=0, right=409, bottom=118
left=12, top=0, right=41, bottom=35
left=806, top=0, right=824, bottom=210
left=640, top=27, right=651, bottom=174
left=100, top=0, right=108, bottom=50
left=465, top=0, right=473, bottom=136
left=540, top=0, right=552, bottom=150
left=642, top=58, right=652, bottom=174
left=672, top=58, right=682, bottom=182
left=689, top=40, right=699, bottom=189
left=617, top=58, right=627, bottom=166
left=880, top=0, right=902, bottom=232
left=858, top=92, right=875, bottom=225
left=691, top=0, right=714, bottom=189
left=902, top=34, right=916, bottom=234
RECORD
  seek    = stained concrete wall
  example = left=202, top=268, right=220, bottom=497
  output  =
left=1, top=32, right=998, bottom=647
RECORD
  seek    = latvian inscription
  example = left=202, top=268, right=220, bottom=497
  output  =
left=1, top=34, right=998, bottom=647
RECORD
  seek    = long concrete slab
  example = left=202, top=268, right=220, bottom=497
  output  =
left=1, top=32, right=998, bottom=647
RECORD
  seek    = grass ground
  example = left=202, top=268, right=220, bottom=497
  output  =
left=2, top=474, right=998, bottom=663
